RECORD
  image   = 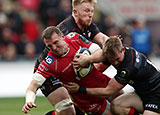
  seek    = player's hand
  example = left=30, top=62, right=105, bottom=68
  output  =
left=22, top=102, right=37, bottom=113
left=72, top=54, right=90, bottom=70
left=63, top=82, right=80, bottom=93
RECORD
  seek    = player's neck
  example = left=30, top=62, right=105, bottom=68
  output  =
left=61, top=47, right=70, bottom=57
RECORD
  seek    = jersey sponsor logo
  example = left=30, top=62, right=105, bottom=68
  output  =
left=145, top=104, right=158, bottom=109
left=67, top=32, right=76, bottom=38
left=135, top=51, right=140, bottom=63
left=116, top=70, right=128, bottom=84
left=120, top=71, right=126, bottom=78
left=45, top=56, right=54, bottom=65
left=128, top=80, right=134, bottom=85
left=39, top=63, right=48, bottom=72
left=89, top=103, right=99, bottom=111
left=87, top=30, right=91, bottom=38
left=78, top=34, right=90, bottom=44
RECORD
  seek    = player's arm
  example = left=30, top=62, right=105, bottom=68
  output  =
left=34, top=47, right=49, bottom=72
left=93, top=32, right=109, bottom=46
left=73, top=49, right=106, bottom=69
left=86, top=78, right=124, bottom=98
left=65, top=78, right=124, bottom=98
left=22, top=73, right=46, bottom=114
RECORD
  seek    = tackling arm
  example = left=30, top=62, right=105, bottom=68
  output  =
left=93, top=32, right=109, bottom=46
left=86, top=78, right=124, bottom=98
left=72, top=49, right=105, bottom=69
left=65, top=78, right=124, bottom=98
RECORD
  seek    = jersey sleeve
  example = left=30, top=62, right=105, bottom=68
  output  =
left=67, top=32, right=92, bottom=49
left=89, top=23, right=100, bottom=40
left=115, top=67, right=136, bottom=85
left=36, top=55, right=55, bottom=79
left=34, top=47, right=50, bottom=73
left=78, top=34, right=92, bottom=48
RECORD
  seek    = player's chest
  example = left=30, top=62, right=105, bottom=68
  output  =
left=51, top=57, right=73, bottom=74
left=50, top=49, right=77, bottom=76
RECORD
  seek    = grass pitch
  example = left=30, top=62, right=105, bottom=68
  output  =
left=0, top=96, right=53, bottom=115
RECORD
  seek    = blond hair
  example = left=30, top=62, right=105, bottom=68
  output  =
left=103, top=36, right=123, bottom=58
left=72, top=0, right=97, bottom=9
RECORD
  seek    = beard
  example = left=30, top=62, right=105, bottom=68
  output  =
left=78, top=18, right=91, bottom=28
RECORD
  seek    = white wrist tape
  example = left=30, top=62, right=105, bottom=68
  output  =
left=55, top=98, right=74, bottom=112
left=33, top=73, right=46, bottom=86
left=89, top=43, right=101, bottom=53
left=26, top=90, right=36, bottom=103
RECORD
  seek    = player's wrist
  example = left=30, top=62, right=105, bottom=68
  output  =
left=88, top=55, right=93, bottom=63
left=78, top=86, right=87, bottom=94
left=26, top=90, right=36, bottom=103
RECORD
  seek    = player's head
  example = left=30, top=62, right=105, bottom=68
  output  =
left=103, top=36, right=125, bottom=67
left=72, top=0, right=97, bottom=28
left=42, top=26, right=68, bottom=57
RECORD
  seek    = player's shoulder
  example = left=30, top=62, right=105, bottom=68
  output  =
left=66, top=32, right=79, bottom=38
left=44, top=54, right=55, bottom=66
left=57, top=16, right=75, bottom=35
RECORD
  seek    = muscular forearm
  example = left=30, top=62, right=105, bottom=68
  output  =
left=26, top=80, right=40, bottom=102
left=78, top=78, right=124, bottom=98
left=89, top=49, right=105, bottom=63
left=86, top=88, right=112, bottom=98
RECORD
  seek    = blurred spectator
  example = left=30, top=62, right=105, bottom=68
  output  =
left=131, top=15, right=152, bottom=57
left=39, top=0, right=61, bottom=26
left=56, top=0, right=72, bottom=23
left=119, top=23, right=132, bottom=46
left=24, top=42, right=36, bottom=60
left=0, top=1, right=8, bottom=41
left=23, top=11, right=39, bottom=43
left=152, top=39, right=160, bottom=57
left=98, top=14, right=119, bottom=36
left=7, top=1, right=23, bottom=35
left=19, top=0, right=40, bottom=11
left=105, top=25, right=119, bottom=36
left=3, top=43, right=17, bottom=61
left=103, top=14, right=116, bottom=33
left=0, top=26, right=17, bottom=61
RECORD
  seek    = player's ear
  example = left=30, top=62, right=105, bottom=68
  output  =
left=61, top=34, right=65, bottom=39
left=73, top=8, right=78, bottom=17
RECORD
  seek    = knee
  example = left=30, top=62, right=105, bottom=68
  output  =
left=55, top=98, right=76, bottom=115
left=110, top=100, right=120, bottom=114
left=110, top=99, right=125, bottom=115
left=59, top=107, right=76, bottom=115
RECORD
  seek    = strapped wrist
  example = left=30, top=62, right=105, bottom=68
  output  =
left=78, top=86, right=87, bottom=94
left=26, top=90, right=36, bottom=103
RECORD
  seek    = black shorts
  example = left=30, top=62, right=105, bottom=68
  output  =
left=141, top=92, right=160, bottom=113
left=40, top=76, right=62, bottom=97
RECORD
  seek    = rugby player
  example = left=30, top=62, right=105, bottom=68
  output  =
left=22, top=26, right=122, bottom=115
left=70, top=36, right=160, bottom=115
left=34, top=0, right=109, bottom=114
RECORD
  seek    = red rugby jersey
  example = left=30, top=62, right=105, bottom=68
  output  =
left=36, top=33, right=110, bottom=114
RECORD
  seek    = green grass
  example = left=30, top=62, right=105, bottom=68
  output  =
left=0, top=96, right=54, bottom=115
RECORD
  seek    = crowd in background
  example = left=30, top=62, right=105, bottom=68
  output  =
left=0, top=0, right=160, bottom=61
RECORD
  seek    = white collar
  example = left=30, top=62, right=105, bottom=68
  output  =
left=61, top=47, right=70, bottom=57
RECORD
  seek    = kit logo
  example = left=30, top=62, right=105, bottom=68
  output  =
left=45, top=56, right=54, bottom=65
left=145, top=104, right=158, bottom=109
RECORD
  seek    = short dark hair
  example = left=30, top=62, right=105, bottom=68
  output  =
left=42, top=26, right=62, bottom=41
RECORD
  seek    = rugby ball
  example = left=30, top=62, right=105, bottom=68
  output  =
left=73, top=48, right=93, bottom=80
